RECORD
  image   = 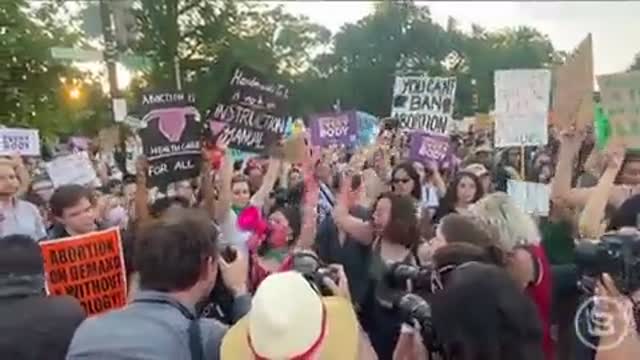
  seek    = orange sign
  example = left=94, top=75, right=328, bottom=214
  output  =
left=40, top=228, right=127, bottom=316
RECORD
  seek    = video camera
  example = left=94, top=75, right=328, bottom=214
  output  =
left=291, top=252, right=340, bottom=296
left=575, top=232, right=640, bottom=295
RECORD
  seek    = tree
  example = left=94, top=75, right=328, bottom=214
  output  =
left=1, top=0, right=108, bottom=138
left=293, top=1, right=454, bottom=117
left=630, top=52, right=640, bottom=71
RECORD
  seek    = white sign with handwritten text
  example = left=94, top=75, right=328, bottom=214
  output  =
left=494, top=69, right=551, bottom=147
left=0, top=128, right=40, bottom=156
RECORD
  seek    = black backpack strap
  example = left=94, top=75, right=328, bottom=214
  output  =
left=133, top=298, right=204, bottom=360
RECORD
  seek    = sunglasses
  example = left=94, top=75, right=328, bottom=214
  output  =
left=392, top=177, right=412, bottom=184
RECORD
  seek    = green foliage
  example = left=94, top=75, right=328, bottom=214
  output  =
left=1, top=0, right=109, bottom=139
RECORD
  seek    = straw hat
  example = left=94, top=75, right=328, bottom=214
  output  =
left=221, top=271, right=359, bottom=360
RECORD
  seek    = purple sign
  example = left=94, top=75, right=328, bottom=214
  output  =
left=409, top=131, right=451, bottom=164
left=309, top=111, right=359, bottom=147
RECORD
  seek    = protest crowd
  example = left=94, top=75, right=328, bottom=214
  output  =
left=2, top=33, right=640, bottom=360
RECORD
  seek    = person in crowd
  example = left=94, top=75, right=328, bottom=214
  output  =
left=66, top=208, right=250, bottom=360
left=430, top=262, right=545, bottom=360
left=412, top=161, right=446, bottom=213
left=420, top=213, right=503, bottom=264
left=390, top=162, right=422, bottom=203
left=0, top=158, right=47, bottom=240
left=494, top=147, right=523, bottom=192
left=470, top=193, right=554, bottom=360
left=315, top=174, right=371, bottom=308
left=215, top=135, right=281, bottom=253
left=245, top=154, right=319, bottom=290
left=47, top=184, right=99, bottom=239
left=0, top=234, right=85, bottom=360
left=463, top=162, right=492, bottom=195
left=594, top=273, right=640, bottom=360
left=552, top=129, right=640, bottom=211
left=221, top=269, right=377, bottom=359
left=333, top=178, right=425, bottom=359
left=432, top=171, right=484, bottom=223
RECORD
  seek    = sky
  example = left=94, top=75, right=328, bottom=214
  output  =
left=275, top=1, right=640, bottom=76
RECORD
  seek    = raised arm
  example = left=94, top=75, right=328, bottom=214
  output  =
left=251, top=157, right=281, bottom=206
left=214, top=135, right=233, bottom=224
left=134, top=156, right=151, bottom=225
left=428, top=162, right=446, bottom=197
left=333, top=174, right=375, bottom=246
left=550, top=128, right=592, bottom=207
left=199, top=147, right=216, bottom=220
left=295, top=140, right=320, bottom=250
left=578, top=144, right=624, bottom=238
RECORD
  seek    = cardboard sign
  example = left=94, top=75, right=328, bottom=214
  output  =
left=309, top=111, right=358, bottom=147
left=0, top=128, right=40, bottom=156
left=391, top=75, right=457, bottom=135
left=46, top=152, right=98, bottom=187
left=507, top=180, right=550, bottom=216
left=207, top=66, right=290, bottom=153
left=474, top=113, right=494, bottom=131
left=40, top=228, right=127, bottom=316
left=138, top=92, right=202, bottom=187
left=597, top=71, right=640, bottom=149
left=494, top=69, right=551, bottom=147
left=553, top=34, right=594, bottom=131
left=409, top=132, right=450, bottom=164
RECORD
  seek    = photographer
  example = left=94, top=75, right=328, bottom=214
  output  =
left=594, top=273, right=640, bottom=360
left=67, top=209, right=250, bottom=360
left=221, top=267, right=377, bottom=359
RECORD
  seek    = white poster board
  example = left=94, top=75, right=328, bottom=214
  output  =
left=494, top=69, right=551, bottom=147
left=0, top=128, right=40, bottom=156
left=390, top=75, right=457, bottom=135
left=507, top=180, right=550, bottom=216
left=46, top=152, right=98, bottom=188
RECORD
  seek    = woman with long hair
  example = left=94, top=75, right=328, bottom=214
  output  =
left=214, top=135, right=282, bottom=253
left=390, top=162, right=422, bottom=202
left=470, top=193, right=554, bottom=360
left=432, top=171, right=484, bottom=223
left=333, top=176, right=422, bottom=359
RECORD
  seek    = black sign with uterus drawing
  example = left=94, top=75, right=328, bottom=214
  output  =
left=138, top=92, right=202, bottom=188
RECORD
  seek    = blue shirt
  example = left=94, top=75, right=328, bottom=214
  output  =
left=66, top=290, right=251, bottom=360
left=0, top=199, right=47, bottom=240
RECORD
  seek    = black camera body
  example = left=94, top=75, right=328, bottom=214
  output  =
left=575, top=233, right=640, bottom=295
left=291, top=252, right=339, bottom=296
left=386, top=263, right=434, bottom=292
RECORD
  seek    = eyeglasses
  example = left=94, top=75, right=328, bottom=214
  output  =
left=392, top=177, right=412, bottom=184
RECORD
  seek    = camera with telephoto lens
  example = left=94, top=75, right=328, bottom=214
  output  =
left=291, top=252, right=340, bottom=296
left=394, top=293, right=443, bottom=355
left=386, top=263, right=435, bottom=292
left=575, top=233, right=640, bottom=295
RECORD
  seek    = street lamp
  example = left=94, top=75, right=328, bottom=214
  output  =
left=68, top=87, right=81, bottom=100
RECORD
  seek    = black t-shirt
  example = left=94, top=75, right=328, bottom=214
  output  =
left=314, top=206, right=371, bottom=308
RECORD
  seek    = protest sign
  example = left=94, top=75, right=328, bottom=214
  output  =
left=597, top=71, right=640, bottom=149
left=138, top=92, right=202, bottom=187
left=494, top=69, right=551, bottom=147
left=507, top=180, right=550, bottom=216
left=46, top=152, right=98, bottom=187
left=40, top=228, right=127, bottom=316
left=408, top=131, right=450, bottom=164
left=390, top=75, right=457, bottom=135
left=553, top=34, right=594, bottom=131
left=207, top=66, right=290, bottom=153
left=0, top=128, right=40, bottom=156
left=308, top=111, right=358, bottom=147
